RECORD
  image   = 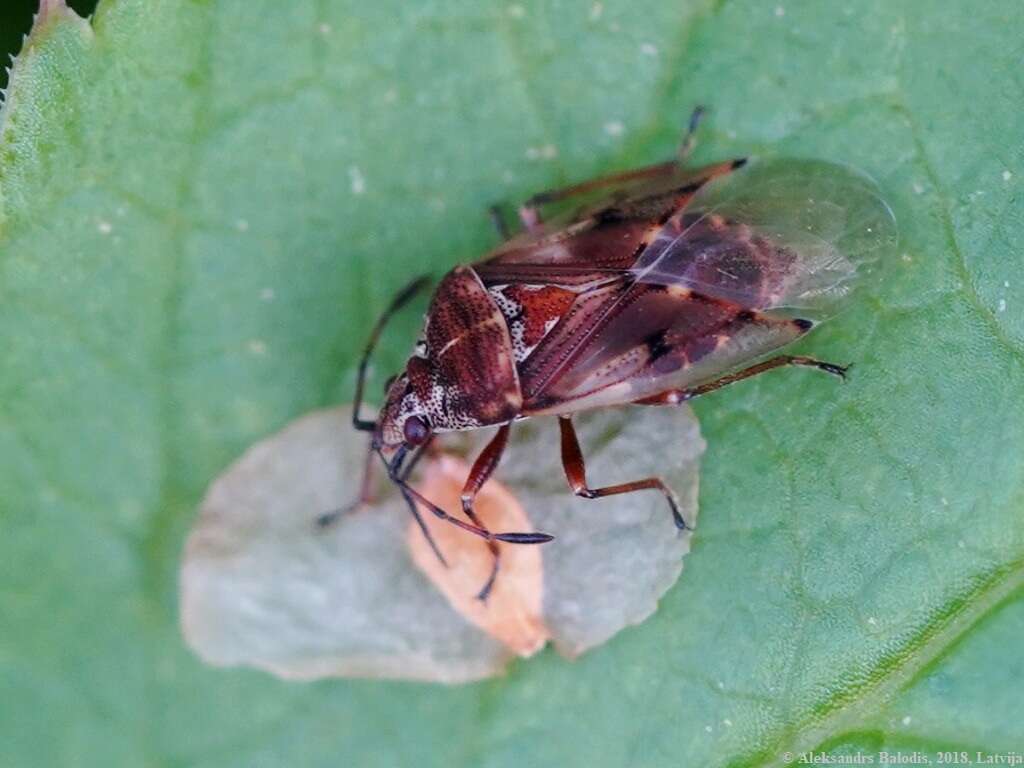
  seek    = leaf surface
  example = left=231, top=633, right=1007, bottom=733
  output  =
left=1, top=1, right=1022, bottom=766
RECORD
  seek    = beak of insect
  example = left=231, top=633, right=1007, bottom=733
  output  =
left=374, top=443, right=408, bottom=481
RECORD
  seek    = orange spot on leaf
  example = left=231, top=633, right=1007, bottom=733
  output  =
left=409, top=455, right=549, bottom=657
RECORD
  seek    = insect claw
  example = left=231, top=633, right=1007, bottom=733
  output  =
left=315, top=511, right=340, bottom=528
left=688, top=104, right=707, bottom=132
left=493, top=531, right=555, bottom=544
left=667, top=496, right=690, bottom=530
left=315, top=503, right=359, bottom=528
left=474, top=577, right=495, bottom=603
left=825, top=361, right=852, bottom=380
left=791, top=356, right=850, bottom=381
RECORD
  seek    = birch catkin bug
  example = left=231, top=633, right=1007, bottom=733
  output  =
left=338, top=110, right=896, bottom=599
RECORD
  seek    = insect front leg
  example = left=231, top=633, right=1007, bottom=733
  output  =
left=351, top=275, right=432, bottom=432
left=558, top=416, right=690, bottom=531
left=318, top=440, right=451, bottom=567
left=633, top=355, right=850, bottom=406
left=459, top=423, right=511, bottom=601
left=317, top=428, right=436, bottom=528
left=316, top=440, right=378, bottom=527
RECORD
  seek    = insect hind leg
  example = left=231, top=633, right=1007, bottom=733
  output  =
left=558, top=416, right=690, bottom=531
left=633, top=355, right=850, bottom=406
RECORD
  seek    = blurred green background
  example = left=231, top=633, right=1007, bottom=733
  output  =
left=1, top=1, right=1022, bottom=767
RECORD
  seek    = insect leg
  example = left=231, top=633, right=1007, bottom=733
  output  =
left=351, top=275, right=432, bottom=433
left=459, top=424, right=511, bottom=600
left=633, top=355, right=850, bottom=406
left=316, top=439, right=377, bottom=527
left=317, top=439, right=450, bottom=565
left=382, top=445, right=553, bottom=549
left=517, top=161, right=679, bottom=230
left=676, top=105, right=706, bottom=163
left=558, top=416, right=690, bottom=531
left=391, top=472, right=553, bottom=545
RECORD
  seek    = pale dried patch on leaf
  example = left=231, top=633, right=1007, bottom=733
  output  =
left=180, top=408, right=512, bottom=684
left=409, top=455, right=549, bottom=656
left=181, top=404, right=703, bottom=681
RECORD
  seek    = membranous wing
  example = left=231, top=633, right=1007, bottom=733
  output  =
left=633, top=158, right=896, bottom=318
left=475, top=158, right=895, bottom=415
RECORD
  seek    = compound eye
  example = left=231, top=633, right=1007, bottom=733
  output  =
left=403, top=415, right=430, bottom=446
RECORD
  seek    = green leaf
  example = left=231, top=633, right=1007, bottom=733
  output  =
left=2, top=0, right=1021, bottom=766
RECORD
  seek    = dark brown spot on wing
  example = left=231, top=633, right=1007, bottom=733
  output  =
left=645, top=329, right=672, bottom=361
left=634, top=210, right=801, bottom=309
